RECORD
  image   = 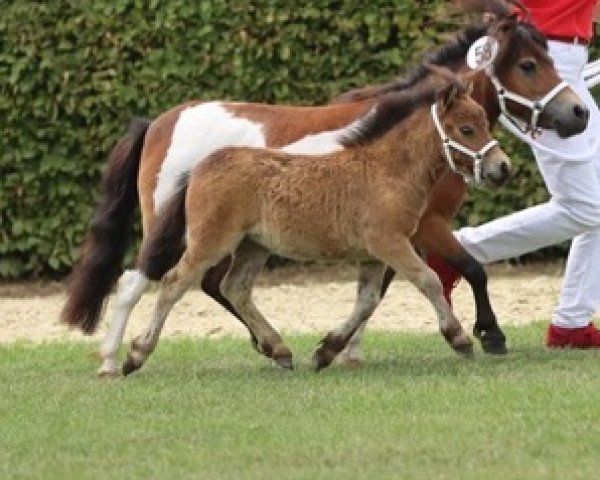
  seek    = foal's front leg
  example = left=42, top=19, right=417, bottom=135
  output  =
left=220, top=240, right=294, bottom=369
left=368, top=235, right=473, bottom=356
left=413, top=214, right=507, bottom=354
left=319, top=262, right=387, bottom=369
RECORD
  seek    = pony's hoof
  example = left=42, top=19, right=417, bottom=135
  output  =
left=474, top=329, right=508, bottom=355
left=313, top=347, right=336, bottom=372
left=122, top=355, right=143, bottom=376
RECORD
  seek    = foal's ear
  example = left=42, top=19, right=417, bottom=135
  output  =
left=438, top=82, right=461, bottom=112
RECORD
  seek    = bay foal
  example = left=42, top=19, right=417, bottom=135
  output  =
left=119, top=77, right=510, bottom=376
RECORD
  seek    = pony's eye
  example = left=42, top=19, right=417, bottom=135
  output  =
left=519, top=59, right=536, bottom=73
left=460, top=126, right=474, bottom=136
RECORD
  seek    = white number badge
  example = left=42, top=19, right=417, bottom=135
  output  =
left=466, top=36, right=499, bottom=70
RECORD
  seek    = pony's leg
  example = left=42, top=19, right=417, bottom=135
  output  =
left=315, top=262, right=387, bottom=370
left=122, top=251, right=213, bottom=376
left=98, top=270, right=150, bottom=378
left=369, top=235, right=473, bottom=356
left=339, top=266, right=396, bottom=365
left=413, top=215, right=507, bottom=354
left=220, top=240, right=293, bottom=369
left=200, top=257, right=261, bottom=352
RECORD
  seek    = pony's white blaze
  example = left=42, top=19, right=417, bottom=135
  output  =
left=154, top=103, right=372, bottom=211
left=154, top=102, right=267, bottom=211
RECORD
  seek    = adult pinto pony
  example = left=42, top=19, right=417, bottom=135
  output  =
left=61, top=2, right=587, bottom=377
left=119, top=75, right=511, bottom=376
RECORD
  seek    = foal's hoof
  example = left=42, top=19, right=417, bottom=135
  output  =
left=453, top=342, right=474, bottom=357
left=474, top=328, right=508, bottom=355
left=313, top=347, right=337, bottom=372
left=338, top=353, right=364, bottom=368
left=97, top=368, right=121, bottom=379
left=442, top=326, right=473, bottom=357
left=272, top=345, right=294, bottom=370
left=122, top=355, right=143, bottom=376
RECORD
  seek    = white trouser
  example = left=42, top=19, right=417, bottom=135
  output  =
left=456, top=41, right=600, bottom=328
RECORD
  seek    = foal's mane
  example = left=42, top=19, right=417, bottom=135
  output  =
left=341, top=73, right=470, bottom=148
left=331, top=19, right=547, bottom=105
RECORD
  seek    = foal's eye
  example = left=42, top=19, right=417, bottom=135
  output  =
left=460, top=126, right=474, bottom=136
left=519, top=59, right=536, bottom=74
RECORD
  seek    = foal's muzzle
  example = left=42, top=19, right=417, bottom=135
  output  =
left=484, top=154, right=511, bottom=187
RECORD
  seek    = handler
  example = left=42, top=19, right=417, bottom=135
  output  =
left=439, top=0, right=600, bottom=347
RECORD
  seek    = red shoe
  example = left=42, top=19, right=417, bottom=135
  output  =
left=426, top=253, right=462, bottom=306
left=546, top=323, right=600, bottom=348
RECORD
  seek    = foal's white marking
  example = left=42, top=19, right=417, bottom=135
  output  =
left=154, top=102, right=376, bottom=212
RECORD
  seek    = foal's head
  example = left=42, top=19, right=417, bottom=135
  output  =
left=433, top=75, right=510, bottom=186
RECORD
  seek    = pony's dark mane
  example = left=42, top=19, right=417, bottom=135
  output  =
left=332, top=21, right=547, bottom=104
left=340, top=87, right=439, bottom=147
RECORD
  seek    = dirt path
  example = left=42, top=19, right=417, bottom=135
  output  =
left=0, top=263, right=567, bottom=344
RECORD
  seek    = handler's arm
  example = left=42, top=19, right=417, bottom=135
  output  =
left=595, top=2, right=600, bottom=23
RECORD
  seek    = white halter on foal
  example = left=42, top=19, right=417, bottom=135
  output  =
left=431, top=103, right=498, bottom=185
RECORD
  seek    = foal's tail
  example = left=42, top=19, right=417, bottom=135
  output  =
left=138, top=174, right=189, bottom=281
left=61, top=118, right=150, bottom=334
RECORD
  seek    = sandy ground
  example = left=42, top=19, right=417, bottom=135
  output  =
left=0, top=262, right=567, bottom=345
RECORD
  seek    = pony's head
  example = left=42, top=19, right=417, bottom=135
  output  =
left=462, top=0, right=588, bottom=137
left=432, top=70, right=511, bottom=187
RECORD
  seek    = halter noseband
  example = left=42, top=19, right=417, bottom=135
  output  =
left=431, top=103, right=498, bottom=185
left=486, top=67, right=569, bottom=138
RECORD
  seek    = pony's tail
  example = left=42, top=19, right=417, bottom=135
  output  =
left=61, top=118, right=150, bottom=334
left=138, top=174, right=189, bottom=281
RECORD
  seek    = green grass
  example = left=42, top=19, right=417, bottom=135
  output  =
left=2, top=323, right=600, bottom=480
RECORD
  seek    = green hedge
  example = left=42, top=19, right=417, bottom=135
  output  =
left=0, top=0, right=598, bottom=278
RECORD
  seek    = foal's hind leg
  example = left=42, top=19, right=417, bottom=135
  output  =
left=201, top=257, right=261, bottom=353
left=368, top=235, right=473, bottom=356
left=122, top=251, right=213, bottom=376
left=220, top=240, right=293, bottom=370
left=338, top=266, right=396, bottom=366
left=317, top=262, right=387, bottom=369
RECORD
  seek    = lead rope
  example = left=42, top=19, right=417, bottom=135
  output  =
left=430, top=103, right=498, bottom=185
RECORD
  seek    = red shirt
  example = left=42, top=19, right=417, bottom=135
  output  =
left=522, top=0, right=597, bottom=41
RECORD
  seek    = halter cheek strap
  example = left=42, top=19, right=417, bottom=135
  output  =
left=486, top=67, right=569, bottom=138
left=431, top=103, right=498, bottom=185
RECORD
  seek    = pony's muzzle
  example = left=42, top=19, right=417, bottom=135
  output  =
left=544, top=90, right=589, bottom=138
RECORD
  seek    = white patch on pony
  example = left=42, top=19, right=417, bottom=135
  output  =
left=282, top=130, right=345, bottom=154
left=154, top=102, right=267, bottom=212
left=281, top=110, right=375, bottom=154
